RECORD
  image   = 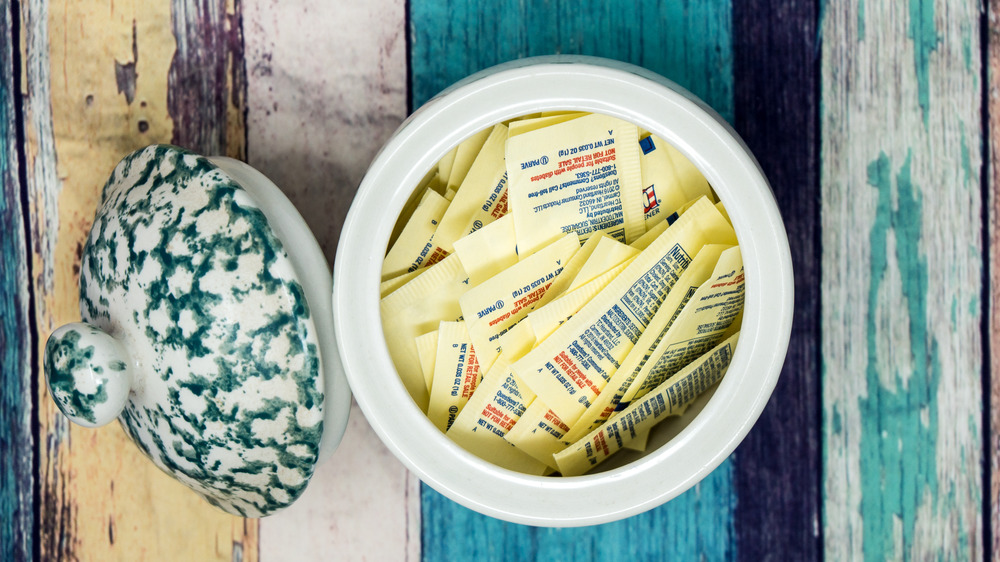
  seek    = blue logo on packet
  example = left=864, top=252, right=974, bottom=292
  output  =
left=639, top=136, right=656, bottom=155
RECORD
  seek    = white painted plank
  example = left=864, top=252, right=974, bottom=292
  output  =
left=242, top=1, right=414, bottom=559
left=244, top=0, right=408, bottom=262
left=821, top=0, right=982, bottom=559
left=987, top=1, right=1000, bottom=553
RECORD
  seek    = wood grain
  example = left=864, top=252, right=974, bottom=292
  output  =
left=168, top=0, right=247, bottom=159
left=0, top=0, right=34, bottom=559
left=240, top=2, right=416, bottom=559
left=4, top=0, right=992, bottom=559
left=410, top=1, right=737, bottom=557
left=243, top=0, right=408, bottom=264
left=990, top=0, right=1000, bottom=555
left=410, top=0, right=734, bottom=120
left=22, top=0, right=256, bottom=558
left=421, top=469, right=735, bottom=560
left=731, top=1, right=821, bottom=559
left=821, top=0, right=983, bottom=559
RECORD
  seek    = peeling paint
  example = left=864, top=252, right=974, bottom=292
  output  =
left=907, top=0, right=939, bottom=127
left=861, top=151, right=939, bottom=560
left=114, top=20, right=138, bottom=104
left=167, top=0, right=245, bottom=156
left=857, top=0, right=865, bottom=41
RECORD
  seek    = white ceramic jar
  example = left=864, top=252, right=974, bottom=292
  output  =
left=45, top=55, right=792, bottom=525
left=334, top=56, right=793, bottom=526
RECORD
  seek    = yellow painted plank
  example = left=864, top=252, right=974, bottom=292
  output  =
left=22, top=0, right=256, bottom=559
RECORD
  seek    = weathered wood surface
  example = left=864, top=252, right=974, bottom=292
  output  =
left=3, top=0, right=996, bottom=559
left=409, top=0, right=734, bottom=123
left=991, top=0, right=1000, bottom=555
left=410, top=1, right=739, bottom=559
left=244, top=0, right=407, bottom=264
left=241, top=1, right=415, bottom=559
left=0, top=1, right=34, bottom=560
left=821, top=0, right=983, bottom=560
left=732, top=0, right=821, bottom=558
left=981, top=2, right=1000, bottom=557
left=21, top=0, right=256, bottom=558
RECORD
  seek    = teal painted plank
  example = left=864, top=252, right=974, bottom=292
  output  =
left=860, top=150, right=940, bottom=560
left=0, top=0, right=34, bottom=559
left=821, top=0, right=983, bottom=559
left=421, top=465, right=734, bottom=560
left=410, top=0, right=736, bottom=556
left=409, top=0, right=733, bottom=121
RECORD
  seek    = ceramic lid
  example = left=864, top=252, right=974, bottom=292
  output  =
left=43, top=145, right=341, bottom=517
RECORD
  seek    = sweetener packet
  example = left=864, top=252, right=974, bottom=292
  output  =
left=506, top=113, right=646, bottom=255
left=554, top=332, right=740, bottom=476
left=510, top=198, right=735, bottom=423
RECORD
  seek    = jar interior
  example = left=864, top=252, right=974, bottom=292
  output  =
left=378, top=111, right=744, bottom=477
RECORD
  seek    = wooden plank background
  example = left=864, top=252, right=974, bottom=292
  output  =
left=0, top=0, right=991, bottom=560
left=991, top=0, right=1000, bottom=556
left=21, top=0, right=256, bottom=559
left=0, top=1, right=33, bottom=560
left=240, top=1, right=417, bottom=559
left=731, top=0, right=821, bottom=558
left=821, top=0, right=982, bottom=560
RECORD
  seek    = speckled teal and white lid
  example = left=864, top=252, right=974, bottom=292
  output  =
left=44, top=145, right=349, bottom=517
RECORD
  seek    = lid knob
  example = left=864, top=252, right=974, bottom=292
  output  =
left=44, top=323, right=133, bottom=428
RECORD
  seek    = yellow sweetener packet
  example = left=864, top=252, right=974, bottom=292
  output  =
left=494, top=318, right=537, bottom=365
left=527, top=259, right=632, bottom=343
left=529, top=232, right=607, bottom=311
left=381, top=254, right=472, bottom=410
left=716, top=201, right=731, bottom=225
left=433, top=124, right=510, bottom=254
left=722, top=306, right=743, bottom=341
left=437, top=145, right=458, bottom=186
left=453, top=214, right=518, bottom=286
left=504, top=399, right=567, bottom=470
left=630, top=217, right=668, bottom=251
left=624, top=428, right=649, bottom=451
left=427, top=321, right=483, bottom=432
left=388, top=168, right=440, bottom=249
left=445, top=359, right=548, bottom=474
left=425, top=171, right=446, bottom=198
left=637, top=133, right=713, bottom=232
left=554, top=332, right=740, bottom=476
left=564, top=236, right=638, bottom=293
left=503, top=395, right=655, bottom=465
left=459, top=233, right=579, bottom=374
left=664, top=138, right=712, bottom=204
left=630, top=197, right=702, bottom=252
left=510, top=197, right=735, bottom=423
left=508, top=112, right=587, bottom=137
left=382, top=189, right=451, bottom=280
left=506, top=113, right=646, bottom=255
left=614, top=245, right=744, bottom=410
left=415, top=330, right=439, bottom=394
left=447, top=127, right=493, bottom=192
left=380, top=269, right=421, bottom=298
left=559, top=243, right=731, bottom=445
left=505, top=245, right=729, bottom=467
